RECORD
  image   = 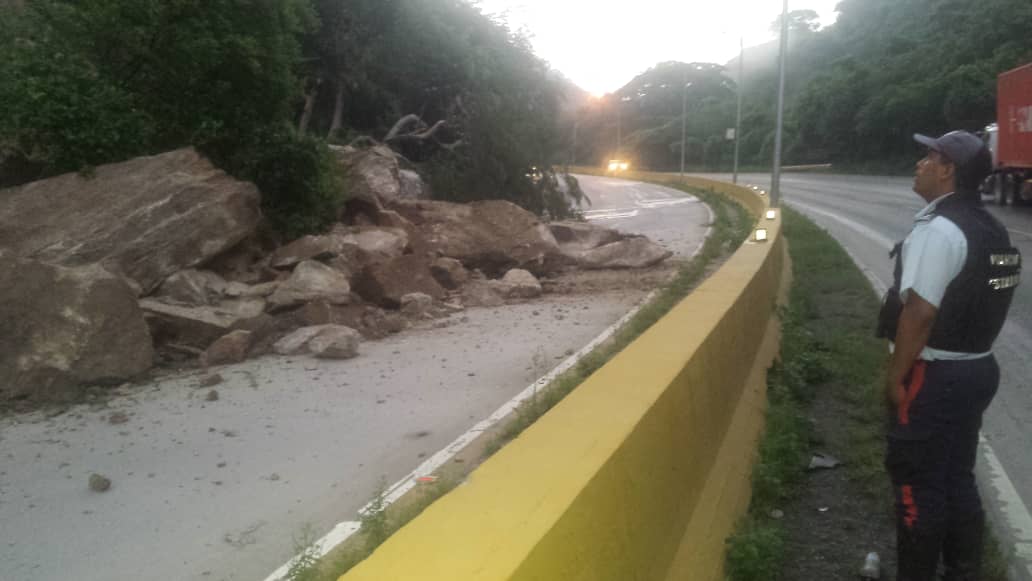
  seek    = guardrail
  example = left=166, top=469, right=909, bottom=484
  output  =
left=339, top=173, right=788, bottom=581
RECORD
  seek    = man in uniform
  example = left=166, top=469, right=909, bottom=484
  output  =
left=877, top=130, right=1021, bottom=580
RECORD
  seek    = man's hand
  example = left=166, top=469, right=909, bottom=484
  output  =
left=885, top=376, right=906, bottom=408
left=886, top=290, right=938, bottom=411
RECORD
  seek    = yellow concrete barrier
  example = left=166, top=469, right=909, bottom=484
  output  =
left=340, top=175, right=787, bottom=581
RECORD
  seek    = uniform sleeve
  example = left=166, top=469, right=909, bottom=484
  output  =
left=899, top=217, right=967, bottom=308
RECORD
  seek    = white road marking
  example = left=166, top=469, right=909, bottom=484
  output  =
left=785, top=197, right=1032, bottom=579
left=263, top=187, right=712, bottom=581
left=584, top=209, right=640, bottom=220
left=261, top=283, right=664, bottom=581
left=980, top=435, right=1032, bottom=578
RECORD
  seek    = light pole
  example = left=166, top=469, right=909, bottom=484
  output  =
left=733, top=36, right=744, bottom=185
left=680, top=81, right=693, bottom=180
left=771, top=0, right=789, bottom=207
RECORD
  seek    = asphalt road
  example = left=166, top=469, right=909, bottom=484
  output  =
left=0, top=177, right=709, bottom=581
left=701, top=171, right=1032, bottom=578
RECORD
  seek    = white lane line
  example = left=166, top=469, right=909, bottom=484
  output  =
left=1007, top=227, right=1032, bottom=240
left=980, top=435, right=1032, bottom=578
left=784, top=200, right=891, bottom=295
left=585, top=210, right=640, bottom=221
left=785, top=197, right=1032, bottom=578
left=786, top=199, right=895, bottom=252
left=261, top=286, right=665, bottom=581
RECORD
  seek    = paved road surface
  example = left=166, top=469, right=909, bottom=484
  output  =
left=702, top=171, right=1032, bottom=579
left=0, top=177, right=709, bottom=581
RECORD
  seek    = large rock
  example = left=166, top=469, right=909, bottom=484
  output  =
left=156, top=269, right=228, bottom=306
left=398, top=169, right=430, bottom=200
left=577, top=238, right=673, bottom=269
left=333, top=144, right=409, bottom=205
left=308, top=326, right=362, bottom=359
left=460, top=279, right=506, bottom=308
left=201, top=330, right=253, bottom=366
left=140, top=299, right=264, bottom=350
left=0, top=255, right=154, bottom=401
left=0, top=148, right=262, bottom=294
left=499, top=269, right=542, bottom=299
left=267, top=260, right=351, bottom=310
left=268, top=235, right=342, bottom=270
left=331, top=225, right=409, bottom=263
left=390, top=199, right=561, bottom=276
left=549, top=221, right=625, bottom=251
left=430, top=257, right=470, bottom=290
left=353, top=255, right=445, bottom=308
left=273, top=325, right=362, bottom=359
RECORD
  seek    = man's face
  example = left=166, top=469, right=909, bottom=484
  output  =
left=913, top=149, right=953, bottom=200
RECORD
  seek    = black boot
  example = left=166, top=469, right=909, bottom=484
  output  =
left=897, top=524, right=943, bottom=581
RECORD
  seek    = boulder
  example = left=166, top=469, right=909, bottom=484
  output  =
left=308, top=326, right=362, bottom=359
left=273, top=325, right=362, bottom=358
left=273, top=326, right=328, bottom=356
left=549, top=221, right=625, bottom=251
left=333, top=144, right=407, bottom=204
left=399, top=169, right=431, bottom=200
left=400, top=293, right=434, bottom=317
left=353, top=255, right=445, bottom=308
left=499, top=269, right=542, bottom=299
left=140, top=299, right=263, bottom=350
left=0, top=256, right=154, bottom=401
left=268, top=235, right=342, bottom=270
left=460, top=279, right=506, bottom=308
left=224, top=281, right=280, bottom=299
left=333, top=225, right=409, bottom=260
left=577, top=238, right=673, bottom=270
left=230, top=311, right=304, bottom=358
left=202, top=330, right=253, bottom=366
left=0, top=148, right=262, bottom=294
left=389, top=199, right=560, bottom=276
left=156, top=270, right=228, bottom=306
left=430, top=257, right=470, bottom=290
left=267, top=260, right=351, bottom=310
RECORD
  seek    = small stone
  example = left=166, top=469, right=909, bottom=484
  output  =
left=88, top=474, right=112, bottom=492
left=269, top=473, right=281, bottom=481
left=198, top=374, right=223, bottom=388
left=107, top=411, right=129, bottom=425
left=206, top=390, right=220, bottom=402
left=770, top=509, right=784, bottom=519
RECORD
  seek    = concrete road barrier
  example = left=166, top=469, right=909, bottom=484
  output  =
left=339, top=174, right=788, bottom=581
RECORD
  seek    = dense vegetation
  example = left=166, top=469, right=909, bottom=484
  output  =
left=0, top=0, right=574, bottom=235
left=572, top=0, right=1032, bottom=172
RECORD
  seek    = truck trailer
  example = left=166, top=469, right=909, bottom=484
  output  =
left=985, top=62, right=1032, bottom=205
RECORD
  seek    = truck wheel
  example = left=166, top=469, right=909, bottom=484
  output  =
left=993, top=175, right=1008, bottom=206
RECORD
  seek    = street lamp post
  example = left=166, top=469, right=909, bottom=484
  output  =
left=771, top=0, right=789, bottom=207
left=680, top=81, right=692, bottom=180
left=733, top=36, right=744, bottom=185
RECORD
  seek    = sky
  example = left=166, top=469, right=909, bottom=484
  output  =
left=474, top=0, right=843, bottom=95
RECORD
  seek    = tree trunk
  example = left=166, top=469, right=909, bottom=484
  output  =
left=298, top=78, right=321, bottom=135
left=327, top=79, right=345, bottom=140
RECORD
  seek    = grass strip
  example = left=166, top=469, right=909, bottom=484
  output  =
left=725, top=207, right=1009, bottom=580
left=284, top=183, right=752, bottom=581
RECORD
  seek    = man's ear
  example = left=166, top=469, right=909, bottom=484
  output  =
left=941, top=161, right=957, bottom=184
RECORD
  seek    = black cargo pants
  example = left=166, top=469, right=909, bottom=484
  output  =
left=886, top=356, right=999, bottom=581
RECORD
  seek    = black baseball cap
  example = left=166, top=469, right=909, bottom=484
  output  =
left=914, top=131, right=991, bottom=171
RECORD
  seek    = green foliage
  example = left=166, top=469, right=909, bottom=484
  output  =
left=571, top=0, right=1032, bottom=171
left=204, top=127, right=345, bottom=239
left=726, top=519, right=786, bottom=581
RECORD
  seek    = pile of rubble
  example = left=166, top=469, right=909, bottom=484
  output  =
left=0, top=144, right=671, bottom=402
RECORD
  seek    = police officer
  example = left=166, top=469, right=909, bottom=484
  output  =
left=877, top=130, right=1021, bottom=580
